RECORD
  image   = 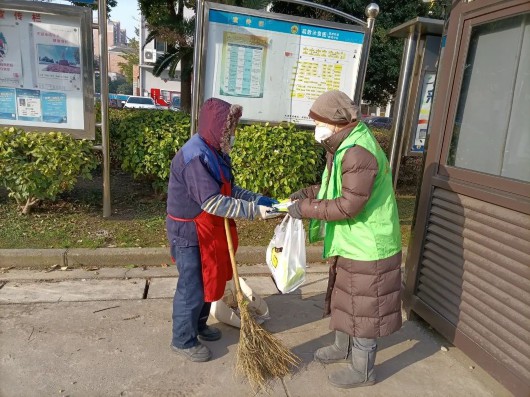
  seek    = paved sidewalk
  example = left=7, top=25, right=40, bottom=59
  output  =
left=0, top=266, right=511, bottom=397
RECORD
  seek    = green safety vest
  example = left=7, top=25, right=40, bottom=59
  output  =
left=309, top=122, right=402, bottom=261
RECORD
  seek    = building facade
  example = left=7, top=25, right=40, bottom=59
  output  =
left=92, top=20, right=131, bottom=77
left=93, top=20, right=127, bottom=58
left=138, top=15, right=182, bottom=104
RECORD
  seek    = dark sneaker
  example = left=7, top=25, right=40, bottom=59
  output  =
left=198, top=326, right=222, bottom=342
left=170, top=343, right=212, bottom=362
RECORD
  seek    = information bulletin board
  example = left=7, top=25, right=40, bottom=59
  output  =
left=202, top=3, right=366, bottom=126
left=0, top=1, right=94, bottom=139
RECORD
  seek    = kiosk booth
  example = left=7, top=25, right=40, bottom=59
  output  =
left=403, top=1, right=530, bottom=396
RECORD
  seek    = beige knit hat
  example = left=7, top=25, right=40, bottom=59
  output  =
left=308, top=90, right=360, bottom=125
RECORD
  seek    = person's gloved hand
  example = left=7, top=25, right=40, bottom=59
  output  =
left=257, top=205, right=282, bottom=220
left=256, top=196, right=279, bottom=207
left=289, top=190, right=307, bottom=200
left=287, top=201, right=303, bottom=219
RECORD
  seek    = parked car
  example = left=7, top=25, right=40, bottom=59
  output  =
left=364, top=116, right=393, bottom=130
left=123, top=96, right=158, bottom=110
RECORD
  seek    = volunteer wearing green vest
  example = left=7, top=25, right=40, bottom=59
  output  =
left=288, top=90, right=402, bottom=389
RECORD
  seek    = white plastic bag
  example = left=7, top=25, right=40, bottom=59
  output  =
left=210, top=277, right=270, bottom=328
left=266, top=215, right=306, bottom=293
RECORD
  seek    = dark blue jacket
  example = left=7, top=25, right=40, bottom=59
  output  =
left=166, top=134, right=233, bottom=246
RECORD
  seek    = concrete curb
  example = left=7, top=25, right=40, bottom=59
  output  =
left=0, top=263, right=332, bottom=282
left=0, top=246, right=326, bottom=269
left=0, top=249, right=66, bottom=267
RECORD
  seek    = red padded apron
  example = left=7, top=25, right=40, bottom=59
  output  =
left=168, top=150, right=238, bottom=302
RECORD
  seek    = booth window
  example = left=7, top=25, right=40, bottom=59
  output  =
left=448, top=14, right=530, bottom=183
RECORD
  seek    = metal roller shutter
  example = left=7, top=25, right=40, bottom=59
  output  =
left=416, top=188, right=530, bottom=388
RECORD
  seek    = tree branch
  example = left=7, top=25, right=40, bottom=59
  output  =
left=22, top=197, right=39, bottom=215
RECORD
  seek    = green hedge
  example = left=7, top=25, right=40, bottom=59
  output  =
left=110, top=109, right=190, bottom=192
left=107, top=110, right=324, bottom=197
left=232, top=123, right=325, bottom=198
left=0, top=127, right=97, bottom=214
left=397, top=155, right=423, bottom=187
left=106, top=111, right=420, bottom=195
left=0, top=114, right=420, bottom=216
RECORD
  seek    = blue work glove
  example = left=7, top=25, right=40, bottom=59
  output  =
left=257, top=196, right=279, bottom=207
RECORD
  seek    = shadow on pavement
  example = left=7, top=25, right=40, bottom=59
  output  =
left=263, top=292, right=327, bottom=333
left=376, top=320, right=440, bottom=382
left=244, top=288, right=440, bottom=384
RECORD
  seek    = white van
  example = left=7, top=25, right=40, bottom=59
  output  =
left=123, top=96, right=158, bottom=110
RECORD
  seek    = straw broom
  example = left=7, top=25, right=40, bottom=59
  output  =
left=224, top=218, right=300, bottom=391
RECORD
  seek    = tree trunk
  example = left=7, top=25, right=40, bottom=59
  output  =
left=180, top=53, right=193, bottom=114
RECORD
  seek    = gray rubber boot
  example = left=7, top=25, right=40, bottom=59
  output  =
left=328, top=347, right=376, bottom=388
left=314, top=331, right=351, bottom=364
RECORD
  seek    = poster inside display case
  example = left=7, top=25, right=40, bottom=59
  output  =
left=0, top=2, right=94, bottom=138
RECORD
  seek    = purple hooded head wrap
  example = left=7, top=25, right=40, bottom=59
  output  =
left=197, top=98, right=243, bottom=152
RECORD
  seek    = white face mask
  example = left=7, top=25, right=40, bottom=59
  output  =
left=314, top=125, right=334, bottom=143
left=229, top=135, right=236, bottom=148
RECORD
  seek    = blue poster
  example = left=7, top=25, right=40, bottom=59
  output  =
left=16, top=89, right=42, bottom=122
left=41, top=92, right=67, bottom=123
left=0, top=87, right=16, bottom=120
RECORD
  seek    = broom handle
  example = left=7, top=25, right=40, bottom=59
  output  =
left=224, top=218, right=244, bottom=303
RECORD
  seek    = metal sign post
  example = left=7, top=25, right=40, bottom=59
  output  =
left=191, top=0, right=205, bottom=135
left=387, top=18, right=443, bottom=189
left=98, top=0, right=111, bottom=218
left=388, top=26, right=418, bottom=187
left=355, top=3, right=379, bottom=104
